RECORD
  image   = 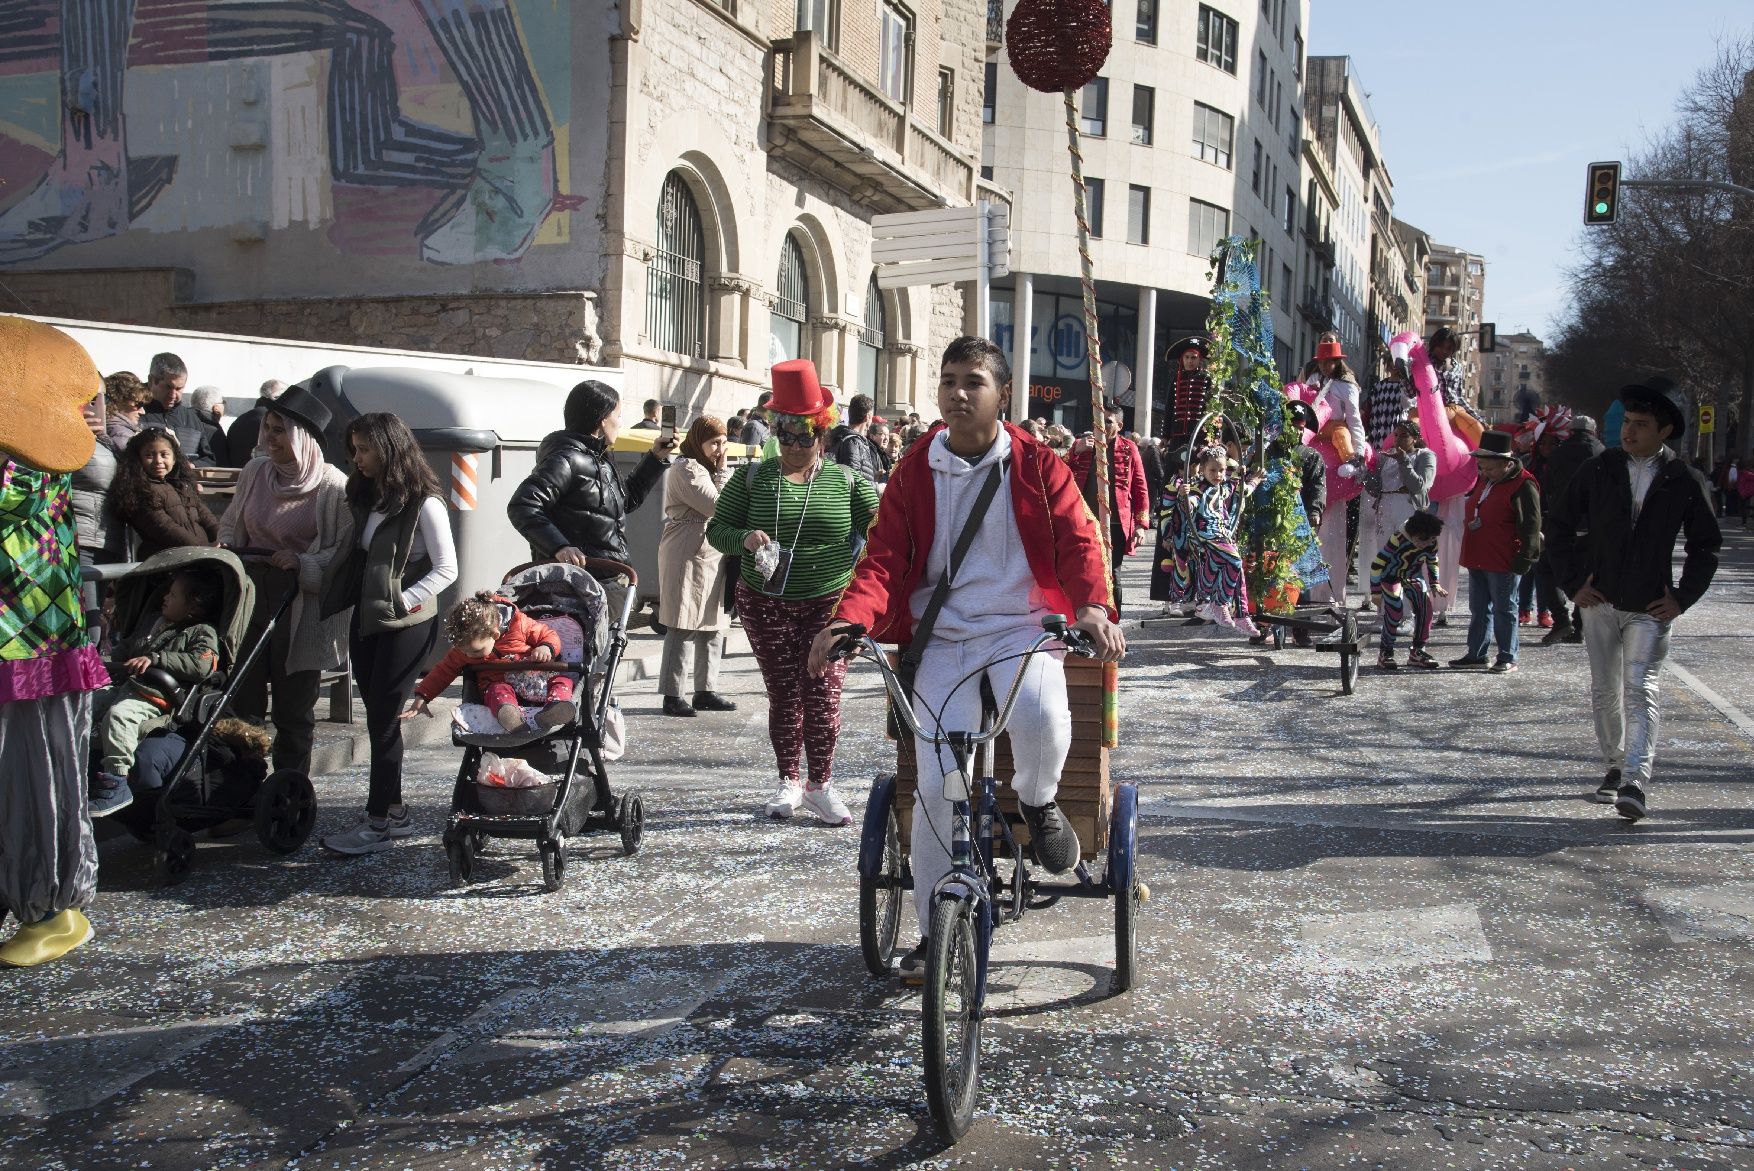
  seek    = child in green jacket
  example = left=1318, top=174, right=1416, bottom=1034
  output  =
left=89, top=569, right=223, bottom=816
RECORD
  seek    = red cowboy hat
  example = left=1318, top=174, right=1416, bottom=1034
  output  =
left=1314, top=340, right=1346, bottom=362
left=769, top=359, right=835, bottom=417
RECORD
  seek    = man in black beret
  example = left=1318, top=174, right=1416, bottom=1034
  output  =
left=1547, top=379, right=1720, bottom=822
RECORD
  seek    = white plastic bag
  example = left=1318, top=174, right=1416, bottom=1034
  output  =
left=601, top=698, right=626, bottom=762
left=477, top=751, right=550, bottom=789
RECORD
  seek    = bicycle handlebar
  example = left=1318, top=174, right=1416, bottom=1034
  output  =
left=835, top=614, right=1098, bottom=748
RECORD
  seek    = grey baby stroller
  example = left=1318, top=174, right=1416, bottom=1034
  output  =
left=104, top=547, right=317, bottom=883
left=441, top=558, right=644, bottom=893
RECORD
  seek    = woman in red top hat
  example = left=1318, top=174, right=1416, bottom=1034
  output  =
left=707, top=360, right=880, bottom=826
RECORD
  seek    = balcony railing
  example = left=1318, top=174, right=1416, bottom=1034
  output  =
left=1298, top=288, right=1335, bottom=331
left=769, top=32, right=977, bottom=213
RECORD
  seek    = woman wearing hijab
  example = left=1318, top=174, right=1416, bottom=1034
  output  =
left=217, top=385, right=353, bottom=776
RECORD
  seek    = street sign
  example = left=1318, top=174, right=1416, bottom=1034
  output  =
left=872, top=203, right=1011, bottom=290
left=1478, top=323, right=1497, bottom=353
left=872, top=201, right=1012, bottom=336
left=1699, top=405, right=1716, bottom=434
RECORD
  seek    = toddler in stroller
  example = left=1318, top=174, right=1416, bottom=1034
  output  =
left=407, top=590, right=579, bottom=734
left=88, top=567, right=224, bottom=817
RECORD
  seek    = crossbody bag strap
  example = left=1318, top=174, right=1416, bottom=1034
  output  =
left=901, top=458, right=1007, bottom=675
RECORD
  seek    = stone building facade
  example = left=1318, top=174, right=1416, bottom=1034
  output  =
left=0, top=0, right=990, bottom=418
left=1479, top=330, right=1547, bottom=426
left=1423, top=242, right=1487, bottom=408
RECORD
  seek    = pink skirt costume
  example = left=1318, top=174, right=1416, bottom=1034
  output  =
left=0, top=462, right=109, bottom=926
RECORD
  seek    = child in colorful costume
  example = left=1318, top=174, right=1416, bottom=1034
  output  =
left=0, top=316, right=111, bottom=968
left=1165, top=445, right=1262, bottom=636
left=1370, top=509, right=1447, bottom=670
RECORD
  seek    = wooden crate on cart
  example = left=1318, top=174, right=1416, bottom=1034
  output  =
left=891, top=655, right=1113, bottom=860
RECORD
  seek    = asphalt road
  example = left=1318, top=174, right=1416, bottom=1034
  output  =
left=3, top=526, right=1752, bottom=1170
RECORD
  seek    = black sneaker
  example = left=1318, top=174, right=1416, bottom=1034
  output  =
left=1539, top=625, right=1574, bottom=647
left=691, top=691, right=738, bottom=712
left=661, top=696, right=696, bottom=717
left=1020, top=801, right=1080, bottom=874
left=1291, top=629, right=1313, bottom=648
left=897, top=937, right=928, bottom=982
left=1615, top=783, right=1647, bottom=822
left=1490, top=657, right=1518, bottom=674
left=1594, top=768, right=1623, bottom=804
left=1407, top=648, right=1440, bottom=670
left=1448, top=655, right=1489, bottom=668
left=1562, top=628, right=1583, bottom=644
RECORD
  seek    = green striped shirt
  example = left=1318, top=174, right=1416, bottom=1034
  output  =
left=707, top=459, right=879, bottom=600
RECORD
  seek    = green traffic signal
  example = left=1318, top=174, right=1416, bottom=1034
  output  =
left=1585, top=161, right=1621, bottom=225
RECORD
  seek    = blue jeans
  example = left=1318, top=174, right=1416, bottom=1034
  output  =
left=1466, top=569, right=1520, bottom=662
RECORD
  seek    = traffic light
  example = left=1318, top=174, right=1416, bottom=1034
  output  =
left=1585, top=161, right=1621, bottom=224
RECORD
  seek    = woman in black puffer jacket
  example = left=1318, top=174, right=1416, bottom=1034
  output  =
left=508, top=380, right=676, bottom=568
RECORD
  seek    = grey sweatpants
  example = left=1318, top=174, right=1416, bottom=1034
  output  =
left=0, top=691, right=98, bottom=925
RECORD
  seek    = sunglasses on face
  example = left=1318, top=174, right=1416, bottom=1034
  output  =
left=774, top=428, right=818, bottom=448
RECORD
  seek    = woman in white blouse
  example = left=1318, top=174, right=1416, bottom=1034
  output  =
left=1313, top=339, right=1367, bottom=608
left=317, top=413, right=458, bottom=855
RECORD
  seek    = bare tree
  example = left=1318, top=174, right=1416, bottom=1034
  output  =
left=1553, top=34, right=1754, bottom=460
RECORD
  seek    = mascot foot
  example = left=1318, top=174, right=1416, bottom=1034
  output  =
left=0, top=908, right=93, bottom=968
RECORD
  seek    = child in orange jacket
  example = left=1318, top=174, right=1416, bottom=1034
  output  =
left=406, top=591, right=576, bottom=732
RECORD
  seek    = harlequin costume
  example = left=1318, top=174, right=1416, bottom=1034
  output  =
left=1156, top=449, right=1258, bottom=637
left=0, top=316, right=111, bottom=968
left=1370, top=527, right=1439, bottom=660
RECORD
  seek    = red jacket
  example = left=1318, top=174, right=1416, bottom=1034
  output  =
left=835, top=422, right=1115, bottom=644
left=1065, top=435, right=1150, bottom=553
left=414, top=599, right=563, bottom=702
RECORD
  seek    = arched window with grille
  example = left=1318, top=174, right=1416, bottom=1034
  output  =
left=858, top=276, right=886, bottom=399
left=647, top=172, right=706, bottom=358
left=769, top=233, right=810, bottom=366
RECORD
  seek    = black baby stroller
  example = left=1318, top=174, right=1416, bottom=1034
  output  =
left=105, top=547, right=318, bottom=883
left=441, top=558, right=645, bottom=893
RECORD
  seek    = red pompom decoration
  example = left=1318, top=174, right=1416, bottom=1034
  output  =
left=1005, top=0, right=1113, bottom=94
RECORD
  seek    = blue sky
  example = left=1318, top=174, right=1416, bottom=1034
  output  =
left=1309, top=1, right=1754, bottom=338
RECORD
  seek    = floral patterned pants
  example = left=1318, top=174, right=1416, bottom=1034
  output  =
left=736, top=582, right=848, bottom=788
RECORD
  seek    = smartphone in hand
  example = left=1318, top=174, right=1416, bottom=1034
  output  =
left=659, top=404, right=679, bottom=447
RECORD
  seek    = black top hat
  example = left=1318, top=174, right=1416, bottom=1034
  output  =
left=268, top=383, right=332, bottom=441
left=1618, top=377, right=1686, bottom=442
left=1469, top=430, right=1519, bottom=460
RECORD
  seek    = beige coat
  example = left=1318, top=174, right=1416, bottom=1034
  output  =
left=658, top=457, right=730, bottom=632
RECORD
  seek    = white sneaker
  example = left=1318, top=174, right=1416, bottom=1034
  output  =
left=799, top=783, right=853, bottom=826
left=764, top=783, right=803, bottom=819
left=321, top=817, right=396, bottom=855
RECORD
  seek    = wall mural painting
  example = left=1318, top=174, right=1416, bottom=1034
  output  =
left=0, top=0, right=575, bottom=266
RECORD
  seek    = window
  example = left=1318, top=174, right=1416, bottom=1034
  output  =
left=879, top=0, right=912, bottom=103
left=1080, top=78, right=1109, bottom=136
left=1127, top=185, right=1151, bottom=244
left=1195, top=5, right=1237, bottom=72
left=1131, top=85, right=1154, bottom=145
left=1271, top=75, right=1281, bottom=130
left=1283, top=186, right=1296, bottom=233
left=980, top=164, right=994, bottom=180
left=1251, top=138, right=1262, bottom=194
left=1280, top=263, right=1292, bottom=307
left=982, top=61, right=997, bottom=124
left=1188, top=198, right=1229, bottom=256
left=796, top=0, right=839, bottom=51
left=1136, top=0, right=1157, bottom=44
left=1256, top=50, right=1268, bottom=104
left=1293, top=29, right=1303, bottom=78
left=647, top=172, right=706, bottom=358
left=1290, top=108, right=1300, bottom=152
left=1085, top=177, right=1105, bottom=237
left=1192, top=102, right=1233, bottom=168
left=858, top=277, right=886, bottom=398
left=771, top=234, right=810, bottom=363
left=937, top=68, right=955, bottom=137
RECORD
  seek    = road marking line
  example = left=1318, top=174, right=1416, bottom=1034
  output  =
left=1669, top=662, right=1754, bottom=743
